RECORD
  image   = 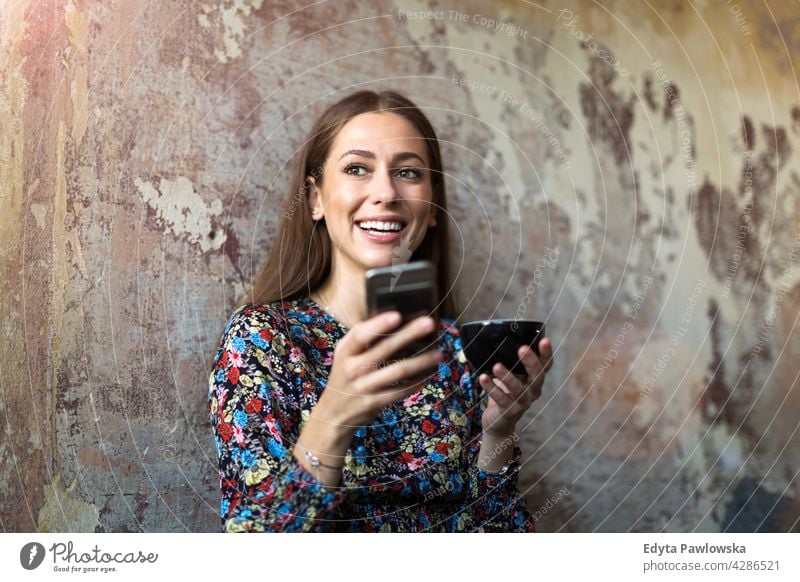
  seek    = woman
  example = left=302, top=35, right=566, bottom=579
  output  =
left=208, top=90, right=553, bottom=532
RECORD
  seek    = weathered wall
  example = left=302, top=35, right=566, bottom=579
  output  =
left=1, top=0, right=798, bottom=532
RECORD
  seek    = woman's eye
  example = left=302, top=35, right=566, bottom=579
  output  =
left=395, top=167, right=423, bottom=179
left=344, top=164, right=367, bottom=176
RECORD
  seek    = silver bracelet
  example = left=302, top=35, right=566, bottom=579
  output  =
left=295, top=442, right=343, bottom=474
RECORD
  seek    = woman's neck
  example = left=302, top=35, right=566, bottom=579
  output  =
left=311, top=266, right=367, bottom=330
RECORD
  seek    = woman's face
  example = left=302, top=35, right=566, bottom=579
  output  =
left=309, top=111, right=438, bottom=274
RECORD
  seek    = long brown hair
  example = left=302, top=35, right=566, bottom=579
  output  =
left=246, top=90, right=458, bottom=321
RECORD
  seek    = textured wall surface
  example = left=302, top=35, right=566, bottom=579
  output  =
left=1, top=0, right=798, bottom=532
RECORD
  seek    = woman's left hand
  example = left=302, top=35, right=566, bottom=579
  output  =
left=479, top=338, right=554, bottom=437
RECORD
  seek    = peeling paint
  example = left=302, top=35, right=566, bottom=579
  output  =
left=65, top=0, right=89, bottom=148
left=135, top=175, right=226, bottom=252
left=31, top=202, right=48, bottom=228
left=199, top=0, right=264, bottom=63
left=49, top=121, right=70, bottom=481
left=37, top=473, right=100, bottom=533
left=0, top=0, right=28, bottom=244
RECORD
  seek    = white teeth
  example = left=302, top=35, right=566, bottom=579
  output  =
left=357, top=220, right=404, bottom=231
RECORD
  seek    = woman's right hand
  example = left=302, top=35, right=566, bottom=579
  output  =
left=315, top=310, right=443, bottom=429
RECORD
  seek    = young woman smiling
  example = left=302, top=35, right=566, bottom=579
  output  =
left=208, top=90, right=553, bottom=532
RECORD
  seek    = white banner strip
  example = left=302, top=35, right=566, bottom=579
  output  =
left=1, top=533, right=797, bottom=581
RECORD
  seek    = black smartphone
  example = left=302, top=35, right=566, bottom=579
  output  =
left=365, top=260, right=439, bottom=360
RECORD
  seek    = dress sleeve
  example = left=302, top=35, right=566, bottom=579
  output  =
left=208, top=305, right=345, bottom=532
left=451, top=329, right=536, bottom=532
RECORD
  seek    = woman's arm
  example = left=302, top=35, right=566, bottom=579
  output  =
left=450, top=330, right=536, bottom=532
left=291, top=405, right=355, bottom=488
left=208, top=306, right=347, bottom=532
left=477, top=429, right=517, bottom=471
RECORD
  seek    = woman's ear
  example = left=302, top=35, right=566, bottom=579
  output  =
left=307, top=176, right=323, bottom=219
left=428, top=207, right=437, bottom=227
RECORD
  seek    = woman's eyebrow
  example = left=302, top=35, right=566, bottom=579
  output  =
left=338, top=149, right=426, bottom=165
left=392, top=151, right=426, bottom=165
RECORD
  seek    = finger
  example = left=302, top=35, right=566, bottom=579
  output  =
left=479, top=373, right=515, bottom=408
left=390, top=353, right=443, bottom=386
left=370, top=373, right=435, bottom=411
left=367, top=314, right=438, bottom=363
left=540, top=337, right=554, bottom=371
left=488, top=374, right=511, bottom=396
left=353, top=310, right=403, bottom=352
left=514, top=346, right=547, bottom=402
left=492, top=362, right=527, bottom=398
left=367, top=348, right=443, bottom=392
left=517, top=344, right=547, bottom=380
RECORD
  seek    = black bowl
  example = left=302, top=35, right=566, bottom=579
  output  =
left=460, top=319, right=546, bottom=377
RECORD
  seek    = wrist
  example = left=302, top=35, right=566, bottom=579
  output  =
left=309, top=395, right=358, bottom=442
left=479, top=455, right=519, bottom=476
left=481, top=408, right=520, bottom=440
left=483, top=425, right=516, bottom=440
left=482, top=417, right=518, bottom=440
left=476, top=431, right=518, bottom=472
left=295, top=441, right=344, bottom=470
left=296, top=405, right=356, bottom=470
left=313, top=389, right=363, bottom=434
left=292, top=443, right=344, bottom=489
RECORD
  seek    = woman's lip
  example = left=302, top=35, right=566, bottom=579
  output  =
left=355, top=223, right=407, bottom=243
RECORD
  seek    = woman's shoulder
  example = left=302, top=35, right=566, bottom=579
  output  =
left=220, top=300, right=294, bottom=339
left=223, top=296, right=322, bottom=337
left=226, top=301, right=280, bottom=325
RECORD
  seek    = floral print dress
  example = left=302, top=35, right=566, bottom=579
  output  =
left=208, top=294, right=535, bottom=532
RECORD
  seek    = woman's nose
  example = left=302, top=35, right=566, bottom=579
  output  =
left=368, top=168, right=400, bottom=203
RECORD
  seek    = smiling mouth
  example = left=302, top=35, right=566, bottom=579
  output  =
left=354, top=220, right=408, bottom=234
left=353, top=223, right=411, bottom=247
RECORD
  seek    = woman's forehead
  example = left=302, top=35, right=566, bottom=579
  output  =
left=331, top=112, right=428, bottom=160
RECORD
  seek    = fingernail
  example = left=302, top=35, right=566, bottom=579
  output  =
left=493, top=377, right=511, bottom=395
left=387, top=311, right=401, bottom=323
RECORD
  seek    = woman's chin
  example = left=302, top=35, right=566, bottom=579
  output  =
left=361, top=255, right=397, bottom=269
left=355, top=249, right=409, bottom=270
